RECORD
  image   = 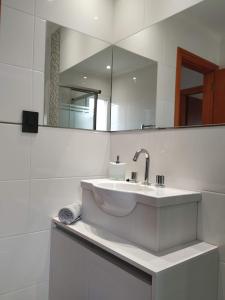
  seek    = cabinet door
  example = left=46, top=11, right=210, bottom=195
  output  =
left=49, top=228, right=89, bottom=300
left=50, top=227, right=152, bottom=300
left=87, top=249, right=152, bottom=300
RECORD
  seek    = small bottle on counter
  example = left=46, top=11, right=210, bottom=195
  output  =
left=108, top=155, right=127, bottom=181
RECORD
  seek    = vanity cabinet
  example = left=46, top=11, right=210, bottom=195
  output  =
left=50, top=220, right=218, bottom=300
left=49, top=227, right=152, bottom=300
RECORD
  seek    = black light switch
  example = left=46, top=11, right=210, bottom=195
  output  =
left=22, top=111, right=39, bottom=133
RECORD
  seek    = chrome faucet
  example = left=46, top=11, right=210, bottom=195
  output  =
left=133, top=149, right=150, bottom=185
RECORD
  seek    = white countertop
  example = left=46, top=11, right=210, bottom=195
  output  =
left=53, top=218, right=217, bottom=276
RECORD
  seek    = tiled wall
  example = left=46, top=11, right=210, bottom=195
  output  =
left=0, top=0, right=224, bottom=299
left=0, top=1, right=110, bottom=299
left=116, top=10, right=220, bottom=127
left=113, top=0, right=203, bottom=42
left=0, top=125, right=109, bottom=300
left=111, top=127, right=225, bottom=299
left=0, top=124, right=109, bottom=300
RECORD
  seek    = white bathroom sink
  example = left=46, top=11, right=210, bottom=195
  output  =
left=93, top=181, right=153, bottom=192
left=81, top=179, right=200, bottom=215
left=81, top=179, right=201, bottom=252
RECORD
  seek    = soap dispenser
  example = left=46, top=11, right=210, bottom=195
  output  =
left=108, top=155, right=127, bottom=181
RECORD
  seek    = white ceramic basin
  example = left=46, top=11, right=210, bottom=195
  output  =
left=81, top=179, right=201, bottom=252
left=94, top=181, right=155, bottom=192
left=88, top=181, right=154, bottom=217
left=81, top=179, right=200, bottom=217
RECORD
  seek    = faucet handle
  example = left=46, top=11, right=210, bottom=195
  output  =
left=131, top=172, right=137, bottom=182
left=156, top=175, right=165, bottom=187
left=126, top=172, right=138, bottom=183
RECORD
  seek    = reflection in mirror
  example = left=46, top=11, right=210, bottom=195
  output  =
left=180, top=75, right=204, bottom=127
left=175, top=47, right=219, bottom=127
left=111, top=47, right=157, bottom=131
left=45, top=0, right=225, bottom=131
left=44, top=23, right=112, bottom=131
left=44, top=22, right=158, bottom=131
left=115, top=0, right=225, bottom=129
left=175, top=0, right=225, bottom=127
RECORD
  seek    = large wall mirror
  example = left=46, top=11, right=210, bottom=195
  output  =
left=44, top=0, right=225, bottom=131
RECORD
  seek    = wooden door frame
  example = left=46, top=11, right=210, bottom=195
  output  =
left=180, top=85, right=203, bottom=126
left=181, top=85, right=203, bottom=96
left=174, top=47, right=219, bottom=126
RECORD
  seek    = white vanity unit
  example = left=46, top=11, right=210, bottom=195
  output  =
left=81, top=179, right=201, bottom=252
left=49, top=179, right=218, bottom=300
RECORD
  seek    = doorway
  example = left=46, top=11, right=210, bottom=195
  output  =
left=174, top=47, right=219, bottom=126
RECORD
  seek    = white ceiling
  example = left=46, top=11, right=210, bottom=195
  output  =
left=57, top=0, right=225, bottom=80
left=60, top=46, right=157, bottom=79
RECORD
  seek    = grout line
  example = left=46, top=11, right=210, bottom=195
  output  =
left=34, top=0, right=37, bottom=17
left=32, top=10, right=36, bottom=71
left=28, top=129, right=33, bottom=234
left=0, top=56, right=43, bottom=74
left=0, top=179, right=29, bottom=183
left=0, top=280, right=49, bottom=297
left=0, top=175, right=106, bottom=183
left=0, top=120, right=21, bottom=126
left=30, top=175, right=106, bottom=181
left=0, top=58, right=43, bottom=73
left=2, top=3, right=35, bottom=17
left=0, top=229, right=50, bottom=241
left=0, top=61, right=33, bottom=72
left=31, top=4, right=36, bottom=120
left=0, top=121, right=111, bottom=134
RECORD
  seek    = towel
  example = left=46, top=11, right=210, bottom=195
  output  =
left=58, top=203, right=81, bottom=225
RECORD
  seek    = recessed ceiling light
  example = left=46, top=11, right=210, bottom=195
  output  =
left=83, top=76, right=87, bottom=79
left=133, top=77, right=137, bottom=81
left=106, top=65, right=111, bottom=70
left=93, top=16, right=99, bottom=21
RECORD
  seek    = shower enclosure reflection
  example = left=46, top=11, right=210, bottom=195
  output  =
left=45, top=23, right=112, bottom=131
left=44, top=22, right=158, bottom=131
left=58, top=87, right=106, bottom=130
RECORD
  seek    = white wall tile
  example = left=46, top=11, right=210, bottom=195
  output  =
left=59, top=28, right=110, bottom=73
left=113, top=0, right=145, bottom=43
left=0, top=63, right=32, bottom=123
left=29, top=177, right=83, bottom=232
left=112, top=0, right=204, bottom=42
left=0, top=231, right=50, bottom=295
left=111, top=126, right=225, bottom=192
left=116, top=24, right=164, bottom=63
left=0, top=181, right=30, bottom=238
left=0, top=282, right=49, bottom=300
left=218, top=263, right=225, bottom=300
left=0, top=124, right=31, bottom=181
left=155, top=100, right=174, bottom=128
left=156, top=64, right=176, bottom=101
left=155, top=64, right=176, bottom=127
left=116, top=11, right=221, bottom=128
left=0, top=6, right=34, bottom=68
left=30, top=127, right=110, bottom=179
left=198, top=192, right=225, bottom=262
left=2, top=0, right=35, bottom=15
left=145, top=0, right=203, bottom=27
left=111, top=130, right=158, bottom=182
left=0, top=1, right=223, bottom=299
left=32, top=71, right=44, bottom=125
left=35, top=0, right=114, bottom=42
left=33, top=18, right=46, bottom=72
